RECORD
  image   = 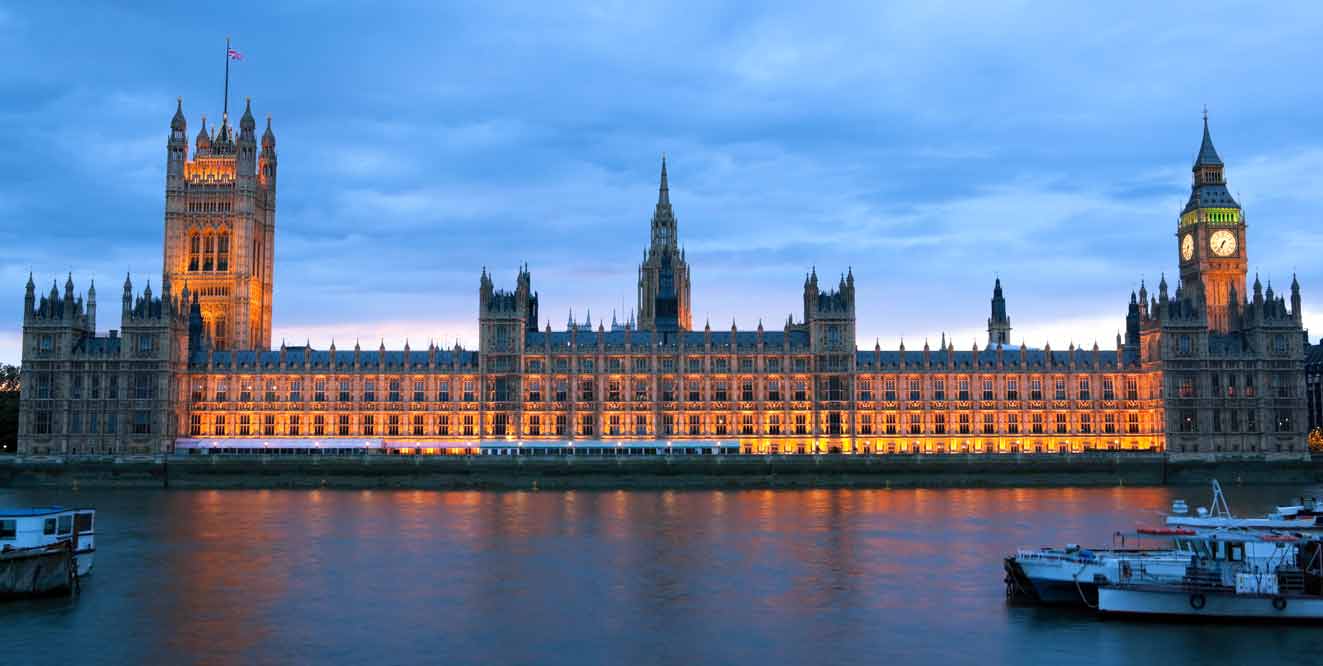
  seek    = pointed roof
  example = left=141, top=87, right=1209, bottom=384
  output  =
left=658, top=155, right=669, bottom=206
left=240, top=97, right=256, bottom=132
left=171, top=97, right=186, bottom=131
left=1195, top=112, right=1223, bottom=168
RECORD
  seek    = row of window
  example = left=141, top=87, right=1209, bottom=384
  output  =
left=186, top=411, right=1152, bottom=439
left=189, top=375, right=1145, bottom=404
left=187, top=231, right=230, bottom=272
left=30, top=410, right=152, bottom=435
left=1177, top=409, right=1296, bottom=433
left=30, top=373, right=156, bottom=401
left=1174, top=373, right=1292, bottom=399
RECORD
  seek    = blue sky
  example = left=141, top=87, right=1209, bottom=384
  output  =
left=1, top=2, right=1320, bottom=362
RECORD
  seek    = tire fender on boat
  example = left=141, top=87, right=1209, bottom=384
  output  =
left=1273, top=597, right=1287, bottom=611
left=1189, top=593, right=1206, bottom=610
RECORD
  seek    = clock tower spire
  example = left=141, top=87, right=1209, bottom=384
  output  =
left=1176, top=111, right=1246, bottom=332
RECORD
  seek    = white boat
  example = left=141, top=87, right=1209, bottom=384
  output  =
left=0, top=507, right=96, bottom=578
left=1005, top=543, right=1194, bottom=605
left=1098, top=531, right=1323, bottom=621
left=1165, top=480, right=1319, bottom=530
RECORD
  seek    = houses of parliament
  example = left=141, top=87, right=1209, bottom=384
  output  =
left=13, top=99, right=1313, bottom=458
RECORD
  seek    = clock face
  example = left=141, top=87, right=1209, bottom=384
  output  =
left=1209, top=229, right=1237, bottom=257
left=1180, top=234, right=1194, bottom=261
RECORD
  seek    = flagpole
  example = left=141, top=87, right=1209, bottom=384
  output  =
left=223, top=36, right=231, bottom=120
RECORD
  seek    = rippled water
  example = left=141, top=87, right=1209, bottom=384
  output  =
left=3, top=485, right=1321, bottom=665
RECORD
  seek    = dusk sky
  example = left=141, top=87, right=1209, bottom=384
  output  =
left=1, top=2, right=1320, bottom=363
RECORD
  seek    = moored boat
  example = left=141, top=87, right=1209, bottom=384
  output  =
left=0, top=507, right=96, bottom=578
left=0, top=542, right=78, bottom=598
left=1098, top=532, right=1323, bottom=621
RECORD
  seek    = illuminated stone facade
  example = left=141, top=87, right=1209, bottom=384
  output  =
left=14, top=108, right=1310, bottom=456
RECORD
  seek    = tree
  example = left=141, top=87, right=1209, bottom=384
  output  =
left=0, top=364, right=17, bottom=454
left=1311, top=428, right=1323, bottom=454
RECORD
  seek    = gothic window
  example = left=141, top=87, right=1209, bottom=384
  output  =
left=886, top=379, right=898, bottom=401
left=238, top=414, right=251, bottom=436
left=580, top=414, right=595, bottom=436
left=1029, top=379, right=1042, bottom=401
left=885, top=414, right=897, bottom=435
left=1006, top=379, right=1019, bottom=401
left=742, top=381, right=755, bottom=402
left=216, top=233, right=229, bottom=272
left=1078, top=378, right=1091, bottom=400
left=528, top=380, right=542, bottom=403
left=1126, top=378, right=1139, bottom=400
left=635, top=414, right=648, bottom=436
left=767, top=380, right=782, bottom=401
left=463, top=380, right=475, bottom=402
left=289, top=380, right=302, bottom=402
left=436, top=415, right=449, bottom=436
left=982, top=413, right=995, bottom=434
left=714, top=382, right=728, bottom=402
left=1030, top=413, right=1043, bottom=434
left=203, top=235, right=215, bottom=271
left=608, top=380, right=622, bottom=402
left=314, top=414, right=326, bottom=436
left=794, top=414, right=808, bottom=435
left=1007, top=413, right=1019, bottom=434
left=362, top=415, right=374, bottom=436
left=215, top=381, right=228, bottom=402
left=1128, top=413, right=1140, bottom=434
left=438, top=381, right=450, bottom=402
left=556, top=414, right=567, bottom=436
left=1103, top=377, right=1116, bottom=400
left=527, top=415, right=541, bottom=437
left=363, top=381, right=376, bottom=402
left=580, top=379, right=594, bottom=402
left=188, top=234, right=200, bottom=271
left=1055, top=413, right=1067, bottom=434
left=742, top=414, right=756, bottom=436
left=213, top=414, right=226, bottom=436
left=340, top=380, right=351, bottom=402
left=387, top=414, right=400, bottom=436
left=714, top=358, right=729, bottom=372
left=338, top=415, right=349, bottom=436
left=413, top=380, right=426, bottom=402
left=959, top=413, right=971, bottom=434
left=634, top=382, right=648, bottom=402
left=556, top=380, right=568, bottom=402
left=958, top=378, right=970, bottom=401
left=264, top=381, right=277, bottom=402
left=389, top=380, right=401, bottom=402
left=794, top=380, right=808, bottom=401
left=769, top=414, right=782, bottom=435
left=263, top=415, right=275, bottom=436
left=907, top=414, right=922, bottom=435
left=189, top=414, right=201, bottom=436
left=687, top=381, right=701, bottom=402
left=1054, top=379, right=1066, bottom=401
left=766, top=357, right=781, bottom=373
left=1179, top=410, right=1196, bottom=433
left=1079, top=414, right=1091, bottom=433
left=1104, top=414, right=1117, bottom=434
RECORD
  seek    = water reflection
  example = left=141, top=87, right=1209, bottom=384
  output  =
left=3, top=485, right=1323, bottom=665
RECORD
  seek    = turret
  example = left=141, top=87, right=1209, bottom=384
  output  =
left=236, top=97, right=257, bottom=179
left=987, top=277, right=1012, bottom=346
left=86, top=280, right=96, bottom=332
left=23, top=273, right=34, bottom=320
left=1291, top=273, right=1303, bottom=323
left=121, top=272, right=133, bottom=318
left=195, top=115, right=211, bottom=156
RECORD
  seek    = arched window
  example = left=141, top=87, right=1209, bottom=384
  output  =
left=203, top=234, right=215, bottom=271
left=188, top=233, right=200, bottom=271
left=217, top=232, right=229, bottom=272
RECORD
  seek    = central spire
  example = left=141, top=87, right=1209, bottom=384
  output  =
left=1196, top=109, right=1223, bottom=168
left=658, top=154, right=669, bottom=206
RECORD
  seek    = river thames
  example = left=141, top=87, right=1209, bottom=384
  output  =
left=3, top=485, right=1319, bottom=665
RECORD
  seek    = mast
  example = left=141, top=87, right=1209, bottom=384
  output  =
left=223, top=36, right=231, bottom=118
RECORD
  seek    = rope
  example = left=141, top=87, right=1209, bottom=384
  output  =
left=1072, top=564, right=1098, bottom=609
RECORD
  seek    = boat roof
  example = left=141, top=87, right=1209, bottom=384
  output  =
left=0, top=506, right=92, bottom=517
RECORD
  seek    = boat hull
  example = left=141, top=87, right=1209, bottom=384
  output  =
left=0, top=545, right=76, bottom=598
left=1099, top=586, right=1323, bottom=621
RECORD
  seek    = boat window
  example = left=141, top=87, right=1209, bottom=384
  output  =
left=0, top=520, right=14, bottom=540
left=1229, top=543, right=1244, bottom=562
left=45, top=518, right=56, bottom=535
left=57, top=515, right=73, bottom=535
left=75, top=513, right=94, bottom=534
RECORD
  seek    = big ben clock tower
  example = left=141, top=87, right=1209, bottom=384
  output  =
left=1177, top=113, right=1246, bottom=333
